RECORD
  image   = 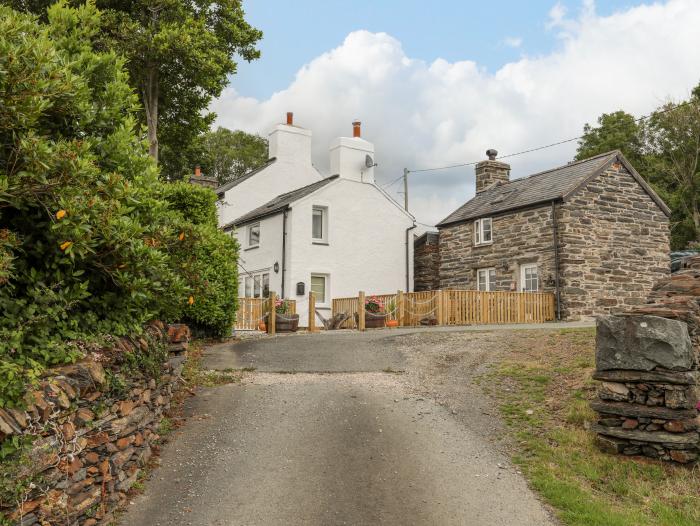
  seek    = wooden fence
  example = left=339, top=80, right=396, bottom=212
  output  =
left=235, top=297, right=296, bottom=331
left=332, top=289, right=555, bottom=329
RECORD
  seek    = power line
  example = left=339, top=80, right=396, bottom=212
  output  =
left=380, top=98, right=697, bottom=188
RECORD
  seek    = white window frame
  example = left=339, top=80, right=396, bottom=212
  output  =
left=474, top=217, right=492, bottom=246
left=310, top=274, right=329, bottom=306
left=248, top=222, right=260, bottom=248
left=312, top=206, right=328, bottom=243
left=476, top=267, right=496, bottom=291
left=244, top=271, right=270, bottom=298
left=520, top=264, right=539, bottom=292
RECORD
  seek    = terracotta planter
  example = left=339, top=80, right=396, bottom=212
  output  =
left=386, top=319, right=399, bottom=328
left=354, top=311, right=387, bottom=329
left=265, top=313, right=299, bottom=332
left=258, top=321, right=266, bottom=332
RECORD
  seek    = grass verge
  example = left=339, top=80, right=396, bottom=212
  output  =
left=483, top=327, right=700, bottom=526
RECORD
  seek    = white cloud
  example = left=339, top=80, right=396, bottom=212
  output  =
left=503, top=36, right=523, bottom=48
left=212, top=0, right=700, bottom=226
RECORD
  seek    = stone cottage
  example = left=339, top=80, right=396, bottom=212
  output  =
left=430, top=149, right=671, bottom=320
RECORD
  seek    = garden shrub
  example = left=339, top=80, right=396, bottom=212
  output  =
left=0, top=3, right=238, bottom=407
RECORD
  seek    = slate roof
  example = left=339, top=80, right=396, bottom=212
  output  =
left=223, top=175, right=340, bottom=230
left=215, top=157, right=277, bottom=198
left=437, top=151, right=670, bottom=227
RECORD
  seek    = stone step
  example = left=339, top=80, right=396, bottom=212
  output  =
left=593, top=369, right=698, bottom=386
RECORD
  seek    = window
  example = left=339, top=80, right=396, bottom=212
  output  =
left=310, top=274, right=327, bottom=304
left=244, top=272, right=270, bottom=298
left=521, top=264, right=539, bottom=292
left=248, top=222, right=260, bottom=247
left=474, top=217, right=492, bottom=245
left=312, top=206, right=328, bottom=242
left=477, top=268, right=496, bottom=291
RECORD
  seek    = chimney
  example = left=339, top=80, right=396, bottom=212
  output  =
left=329, top=120, right=375, bottom=184
left=268, top=112, right=312, bottom=164
left=475, top=149, right=510, bottom=193
left=194, top=165, right=201, bottom=177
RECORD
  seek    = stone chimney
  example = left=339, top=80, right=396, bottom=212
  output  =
left=475, top=149, right=510, bottom=193
left=329, top=120, right=375, bottom=184
left=268, top=112, right=313, bottom=166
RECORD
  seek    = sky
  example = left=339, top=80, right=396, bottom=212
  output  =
left=212, top=0, right=700, bottom=228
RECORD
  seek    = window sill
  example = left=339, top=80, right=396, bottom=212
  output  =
left=312, top=241, right=329, bottom=246
left=473, top=242, right=493, bottom=247
left=244, top=245, right=259, bottom=251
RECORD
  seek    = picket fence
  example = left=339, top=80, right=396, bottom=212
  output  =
left=331, top=289, right=555, bottom=329
left=235, top=297, right=296, bottom=331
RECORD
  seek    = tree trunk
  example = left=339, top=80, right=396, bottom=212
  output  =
left=143, top=66, right=159, bottom=163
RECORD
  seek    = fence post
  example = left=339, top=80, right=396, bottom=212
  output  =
left=269, top=291, right=276, bottom=335
left=437, top=290, right=444, bottom=326
left=397, top=290, right=404, bottom=327
left=518, top=293, right=525, bottom=323
left=308, top=291, right=316, bottom=332
left=358, top=291, right=366, bottom=331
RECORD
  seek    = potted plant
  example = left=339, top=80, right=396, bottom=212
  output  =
left=386, top=299, right=399, bottom=327
left=354, top=295, right=387, bottom=328
left=265, top=299, right=299, bottom=332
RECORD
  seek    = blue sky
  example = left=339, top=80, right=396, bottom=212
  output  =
left=215, top=1, right=700, bottom=226
left=234, top=0, right=639, bottom=99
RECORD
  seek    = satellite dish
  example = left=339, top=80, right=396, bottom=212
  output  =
left=365, top=154, right=375, bottom=168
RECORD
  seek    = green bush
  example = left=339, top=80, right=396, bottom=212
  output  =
left=0, top=3, right=238, bottom=407
left=162, top=183, right=239, bottom=337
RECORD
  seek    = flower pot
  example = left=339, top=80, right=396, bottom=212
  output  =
left=258, top=321, right=266, bottom=332
left=386, top=319, right=399, bottom=328
left=264, top=313, right=299, bottom=332
left=354, top=311, right=387, bottom=329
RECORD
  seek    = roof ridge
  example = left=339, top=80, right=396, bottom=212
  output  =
left=490, top=150, right=619, bottom=190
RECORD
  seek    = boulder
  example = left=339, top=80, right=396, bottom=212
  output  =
left=596, top=315, right=695, bottom=372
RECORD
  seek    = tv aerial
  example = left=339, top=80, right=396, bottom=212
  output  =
left=365, top=154, right=377, bottom=168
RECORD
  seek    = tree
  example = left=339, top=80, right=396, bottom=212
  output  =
left=575, top=91, right=700, bottom=249
left=575, top=111, right=646, bottom=168
left=7, top=0, right=262, bottom=175
left=0, top=3, right=239, bottom=406
left=645, top=91, right=700, bottom=249
left=200, top=127, right=268, bottom=184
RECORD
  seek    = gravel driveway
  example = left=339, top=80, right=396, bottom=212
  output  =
left=120, top=327, right=575, bottom=526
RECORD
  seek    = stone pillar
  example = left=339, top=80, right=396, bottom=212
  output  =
left=591, top=315, right=699, bottom=463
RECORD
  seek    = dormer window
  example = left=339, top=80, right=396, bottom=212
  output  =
left=248, top=222, right=260, bottom=248
left=474, top=217, right=492, bottom=246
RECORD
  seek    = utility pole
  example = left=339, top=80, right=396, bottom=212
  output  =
left=403, top=168, right=409, bottom=211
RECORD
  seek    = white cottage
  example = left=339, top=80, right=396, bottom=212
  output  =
left=217, top=113, right=416, bottom=326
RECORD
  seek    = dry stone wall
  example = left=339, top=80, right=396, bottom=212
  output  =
left=591, top=261, right=700, bottom=463
left=0, top=322, right=190, bottom=525
left=414, top=233, right=440, bottom=292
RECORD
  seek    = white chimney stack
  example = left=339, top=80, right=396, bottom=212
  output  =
left=329, top=120, right=375, bottom=184
left=268, top=112, right=313, bottom=166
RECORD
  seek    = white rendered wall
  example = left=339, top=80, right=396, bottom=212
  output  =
left=233, top=213, right=286, bottom=298
left=329, top=137, right=375, bottom=183
left=287, top=179, right=414, bottom=326
left=218, top=124, right=321, bottom=228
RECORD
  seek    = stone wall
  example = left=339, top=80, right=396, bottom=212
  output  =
left=436, top=162, right=669, bottom=320
left=414, top=232, right=440, bottom=291
left=592, top=315, right=699, bottom=463
left=557, top=163, right=669, bottom=319
left=438, top=204, right=557, bottom=294
left=0, top=322, right=190, bottom=525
